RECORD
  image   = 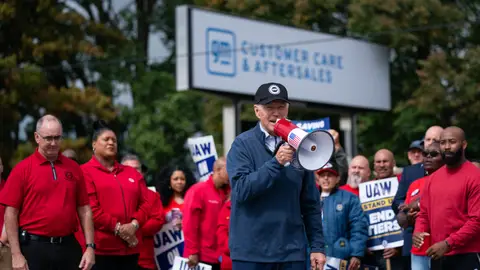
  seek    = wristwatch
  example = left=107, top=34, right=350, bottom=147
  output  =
left=86, top=243, right=96, bottom=250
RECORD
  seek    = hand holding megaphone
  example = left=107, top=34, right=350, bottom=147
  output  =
left=273, top=118, right=335, bottom=171
left=275, top=143, right=296, bottom=166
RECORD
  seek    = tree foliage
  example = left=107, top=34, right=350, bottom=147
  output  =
left=0, top=0, right=125, bottom=172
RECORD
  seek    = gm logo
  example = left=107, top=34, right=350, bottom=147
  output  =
left=206, top=28, right=236, bottom=77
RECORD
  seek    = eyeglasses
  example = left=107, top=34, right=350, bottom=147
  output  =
left=422, top=151, right=440, bottom=158
left=37, top=133, right=63, bottom=143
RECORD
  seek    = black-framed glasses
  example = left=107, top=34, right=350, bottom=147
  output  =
left=37, top=133, right=63, bottom=143
left=422, top=150, right=440, bottom=158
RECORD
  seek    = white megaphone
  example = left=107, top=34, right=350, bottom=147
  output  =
left=273, top=118, right=335, bottom=171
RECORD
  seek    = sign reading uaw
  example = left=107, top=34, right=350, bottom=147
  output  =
left=175, top=6, right=391, bottom=111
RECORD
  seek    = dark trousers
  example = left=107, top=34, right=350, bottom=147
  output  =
left=232, top=260, right=305, bottom=270
left=201, top=260, right=221, bottom=270
left=20, top=236, right=82, bottom=270
left=93, top=254, right=139, bottom=270
left=431, top=253, right=480, bottom=270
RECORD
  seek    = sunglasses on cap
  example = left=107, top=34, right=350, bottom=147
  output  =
left=422, top=150, right=440, bottom=158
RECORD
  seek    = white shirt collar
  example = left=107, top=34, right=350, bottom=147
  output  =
left=259, top=122, right=277, bottom=139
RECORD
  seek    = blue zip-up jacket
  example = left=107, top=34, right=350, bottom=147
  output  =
left=226, top=123, right=324, bottom=262
left=321, top=189, right=368, bottom=259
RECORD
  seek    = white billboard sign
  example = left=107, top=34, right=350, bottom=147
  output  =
left=176, top=6, right=391, bottom=111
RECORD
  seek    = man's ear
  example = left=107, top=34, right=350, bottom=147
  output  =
left=462, top=140, right=468, bottom=151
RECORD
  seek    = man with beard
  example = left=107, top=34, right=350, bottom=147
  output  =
left=396, top=142, right=445, bottom=269
left=392, top=126, right=444, bottom=270
left=413, top=127, right=480, bottom=269
left=339, top=155, right=371, bottom=196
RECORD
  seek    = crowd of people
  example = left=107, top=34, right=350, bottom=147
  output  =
left=0, top=82, right=479, bottom=270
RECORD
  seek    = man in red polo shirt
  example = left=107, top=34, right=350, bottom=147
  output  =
left=0, top=115, right=95, bottom=270
left=183, top=157, right=230, bottom=270
left=413, top=127, right=480, bottom=269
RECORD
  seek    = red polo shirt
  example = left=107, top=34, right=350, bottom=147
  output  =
left=0, top=149, right=89, bottom=237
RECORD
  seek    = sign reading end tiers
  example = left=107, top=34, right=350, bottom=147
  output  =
left=175, top=5, right=391, bottom=111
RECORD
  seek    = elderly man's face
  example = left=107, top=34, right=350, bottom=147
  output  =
left=122, top=159, right=142, bottom=174
left=34, top=121, right=63, bottom=158
left=348, top=158, right=370, bottom=188
left=254, top=100, right=288, bottom=135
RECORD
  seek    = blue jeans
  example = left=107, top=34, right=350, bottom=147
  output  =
left=411, top=254, right=430, bottom=270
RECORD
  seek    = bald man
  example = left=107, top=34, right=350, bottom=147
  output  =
left=414, top=127, right=480, bottom=269
left=363, top=149, right=403, bottom=269
left=373, top=149, right=397, bottom=180
left=339, top=155, right=371, bottom=196
left=0, top=115, right=95, bottom=270
left=424, top=126, right=443, bottom=148
left=183, top=157, right=230, bottom=270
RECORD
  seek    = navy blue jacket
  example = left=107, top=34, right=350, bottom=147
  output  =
left=226, top=123, right=324, bottom=262
left=322, top=189, right=368, bottom=259
left=392, top=163, right=425, bottom=256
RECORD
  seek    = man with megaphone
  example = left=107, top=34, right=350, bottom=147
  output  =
left=226, top=82, right=328, bottom=270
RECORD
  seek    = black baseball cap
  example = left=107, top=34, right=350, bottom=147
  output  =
left=254, top=82, right=290, bottom=105
left=316, top=158, right=339, bottom=176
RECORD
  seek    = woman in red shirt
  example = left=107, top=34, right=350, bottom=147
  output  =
left=153, top=165, right=196, bottom=269
left=78, top=120, right=149, bottom=270
left=156, top=166, right=196, bottom=222
left=397, top=141, right=444, bottom=270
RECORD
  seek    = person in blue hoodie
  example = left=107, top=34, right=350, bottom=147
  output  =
left=226, top=82, right=326, bottom=270
left=313, top=158, right=368, bottom=269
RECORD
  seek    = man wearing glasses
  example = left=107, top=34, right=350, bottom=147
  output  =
left=0, top=114, right=95, bottom=270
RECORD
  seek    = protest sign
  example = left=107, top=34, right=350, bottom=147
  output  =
left=187, top=135, right=218, bottom=181
left=359, top=177, right=404, bottom=250
left=154, top=222, right=185, bottom=270
left=172, top=256, right=212, bottom=270
left=292, top=117, right=330, bottom=132
left=323, top=257, right=348, bottom=270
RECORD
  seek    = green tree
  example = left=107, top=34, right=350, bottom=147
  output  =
left=0, top=0, right=126, bottom=172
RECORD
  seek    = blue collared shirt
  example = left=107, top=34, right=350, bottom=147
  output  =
left=258, top=122, right=280, bottom=152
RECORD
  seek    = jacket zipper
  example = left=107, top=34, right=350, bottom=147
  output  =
left=113, top=173, right=129, bottom=253
left=50, top=162, right=57, bottom=181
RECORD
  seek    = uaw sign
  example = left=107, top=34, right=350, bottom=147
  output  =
left=292, top=117, right=330, bottom=132
left=172, top=256, right=212, bottom=270
left=187, top=135, right=218, bottom=181
left=154, top=222, right=184, bottom=270
left=359, top=177, right=404, bottom=250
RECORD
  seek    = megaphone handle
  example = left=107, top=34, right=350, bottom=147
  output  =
left=273, top=141, right=290, bottom=167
